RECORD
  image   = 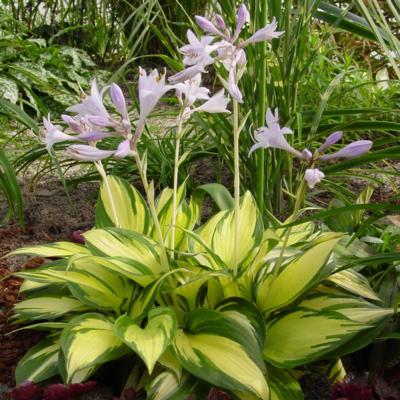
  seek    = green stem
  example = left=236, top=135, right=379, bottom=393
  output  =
left=264, top=179, right=307, bottom=312
left=233, top=99, right=240, bottom=277
left=170, top=114, right=184, bottom=258
left=256, top=0, right=268, bottom=213
left=133, top=152, right=170, bottom=272
left=95, top=161, right=119, bottom=227
left=51, top=150, right=77, bottom=217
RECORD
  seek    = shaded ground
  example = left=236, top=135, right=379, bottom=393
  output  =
left=0, top=179, right=97, bottom=392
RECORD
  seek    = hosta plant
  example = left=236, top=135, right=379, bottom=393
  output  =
left=8, top=4, right=395, bottom=399
left=10, top=176, right=393, bottom=399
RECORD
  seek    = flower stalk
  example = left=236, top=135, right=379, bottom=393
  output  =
left=132, top=151, right=170, bottom=272
left=95, top=160, right=120, bottom=227
left=263, top=178, right=307, bottom=314
left=256, top=0, right=269, bottom=213
left=233, top=98, right=240, bottom=276
left=171, top=111, right=185, bottom=258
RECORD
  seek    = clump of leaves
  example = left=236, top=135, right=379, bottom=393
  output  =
left=0, top=29, right=110, bottom=118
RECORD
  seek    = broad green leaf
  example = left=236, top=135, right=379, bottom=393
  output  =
left=0, top=75, right=19, bottom=103
left=301, top=293, right=392, bottom=325
left=268, top=367, right=303, bottom=400
left=9, top=241, right=90, bottom=258
left=194, top=191, right=263, bottom=270
left=258, top=233, right=342, bottom=312
left=264, top=308, right=366, bottom=368
left=193, top=183, right=234, bottom=211
left=62, top=256, right=133, bottom=312
left=173, top=309, right=268, bottom=399
left=84, top=228, right=166, bottom=274
left=276, top=221, right=314, bottom=246
left=81, top=255, right=159, bottom=287
left=217, top=298, right=266, bottom=351
left=264, top=293, right=391, bottom=369
left=16, top=335, right=60, bottom=384
left=156, top=183, right=198, bottom=249
left=61, top=313, right=127, bottom=383
left=146, top=371, right=197, bottom=400
left=95, top=175, right=150, bottom=234
left=327, top=269, right=381, bottom=301
left=13, top=296, right=87, bottom=321
left=114, top=307, right=177, bottom=373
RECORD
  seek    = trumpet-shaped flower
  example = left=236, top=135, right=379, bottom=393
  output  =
left=190, top=89, right=230, bottom=114
left=233, top=4, right=250, bottom=41
left=249, top=108, right=302, bottom=158
left=169, top=63, right=207, bottom=85
left=138, top=67, right=173, bottom=124
left=195, top=16, right=225, bottom=37
left=175, top=75, right=230, bottom=115
left=305, top=169, right=325, bottom=189
left=61, top=114, right=84, bottom=133
left=67, top=80, right=110, bottom=121
left=319, top=140, right=372, bottom=160
left=318, top=131, right=343, bottom=152
left=228, top=68, right=243, bottom=102
left=43, top=115, right=75, bottom=152
left=114, top=139, right=131, bottom=158
left=67, top=144, right=115, bottom=161
left=180, top=30, right=216, bottom=67
left=76, top=130, right=111, bottom=142
left=243, top=17, right=284, bottom=45
left=174, top=74, right=210, bottom=108
left=110, top=83, right=128, bottom=120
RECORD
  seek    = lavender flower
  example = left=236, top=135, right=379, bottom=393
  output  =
left=249, top=108, right=302, bottom=158
left=42, top=115, right=75, bottom=151
left=243, top=17, right=284, bottom=45
left=67, top=144, right=115, bottom=161
left=138, top=67, right=173, bottom=125
left=305, top=169, right=325, bottom=189
left=67, top=80, right=110, bottom=121
left=171, top=3, right=284, bottom=102
left=318, top=131, right=343, bottom=152
left=319, top=140, right=372, bottom=160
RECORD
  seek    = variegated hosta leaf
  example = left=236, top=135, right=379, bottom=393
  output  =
left=156, top=183, right=198, bottom=249
left=95, top=175, right=150, bottom=234
left=300, top=292, right=392, bottom=325
left=146, top=371, right=197, bottom=400
left=15, top=335, right=60, bottom=384
left=327, top=269, right=381, bottom=301
left=257, top=233, right=342, bottom=312
left=268, top=367, right=303, bottom=400
left=217, top=298, right=266, bottom=351
left=80, top=255, right=159, bottom=287
left=60, top=256, right=133, bottom=312
left=173, top=309, right=269, bottom=399
left=61, top=313, right=127, bottom=383
left=13, top=296, right=87, bottom=321
left=84, top=228, right=167, bottom=275
left=264, top=293, right=392, bottom=368
left=192, top=191, right=263, bottom=270
left=16, top=261, right=67, bottom=293
left=114, top=307, right=177, bottom=374
left=276, top=221, right=314, bottom=246
left=8, top=241, right=90, bottom=258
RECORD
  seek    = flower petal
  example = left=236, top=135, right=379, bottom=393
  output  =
left=305, top=168, right=325, bottom=189
left=67, top=144, right=115, bottom=161
left=318, top=131, right=343, bottom=152
left=319, top=140, right=372, bottom=160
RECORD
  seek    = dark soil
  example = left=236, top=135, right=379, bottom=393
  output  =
left=0, top=179, right=97, bottom=393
